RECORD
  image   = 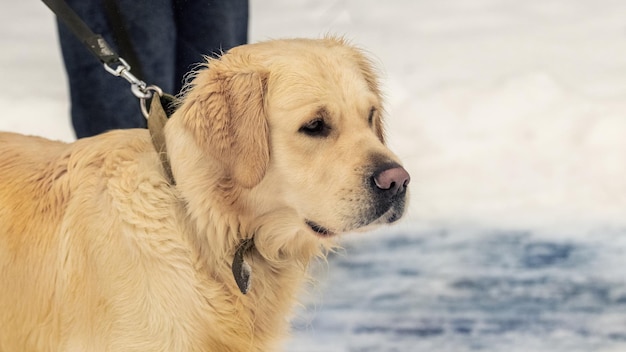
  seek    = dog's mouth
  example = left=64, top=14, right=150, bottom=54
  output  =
left=305, top=208, right=403, bottom=238
left=304, top=195, right=406, bottom=239
left=305, top=220, right=335, bottom=237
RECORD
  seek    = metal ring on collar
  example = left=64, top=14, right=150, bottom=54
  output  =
left=140, top=85, right=165, bottom=119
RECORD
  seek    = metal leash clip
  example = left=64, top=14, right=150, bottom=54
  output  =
left=103, top=58, right=150, bottom=98
left=103, top=58, right=163, bottom=119
left=139, top=85, right=164, bottom=119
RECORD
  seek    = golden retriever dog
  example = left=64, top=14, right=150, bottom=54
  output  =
left=0, top=37, right=409, bottom=351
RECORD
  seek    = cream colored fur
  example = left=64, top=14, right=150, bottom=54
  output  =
left=0, top=38, right=406, bottom=351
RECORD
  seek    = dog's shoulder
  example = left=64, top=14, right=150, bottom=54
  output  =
left=0, top=129, right=173, bottom=226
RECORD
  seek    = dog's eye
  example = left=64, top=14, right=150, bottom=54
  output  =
left=368, top=107, right=375, bottom=126
left=299, top=118, right=330, bottom=137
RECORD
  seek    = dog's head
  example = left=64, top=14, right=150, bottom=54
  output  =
left=167, top=37, right=409, bottom=251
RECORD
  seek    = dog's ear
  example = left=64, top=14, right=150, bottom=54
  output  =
left=179, top=59, right=269, bottom=188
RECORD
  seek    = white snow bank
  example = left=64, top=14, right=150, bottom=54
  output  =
left=396, top=72, right=626, bottom=232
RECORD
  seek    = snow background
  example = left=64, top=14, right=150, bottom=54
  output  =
left=2, top=1, right=626, bottom=351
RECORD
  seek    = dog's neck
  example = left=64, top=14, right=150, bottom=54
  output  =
left=179, top=208, right=321, bottom=350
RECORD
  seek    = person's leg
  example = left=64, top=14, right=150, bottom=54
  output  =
left=173, top=0, right=249, bottom=93
left=113, top=0, right=177, bottom=92
left=57, top=0, right=176, bottom=138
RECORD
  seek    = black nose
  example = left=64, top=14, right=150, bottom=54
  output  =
left=373, top=165, right=410, bottom=196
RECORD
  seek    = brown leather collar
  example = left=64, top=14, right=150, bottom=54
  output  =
left=147, top=94, right=176, bottom=185
left=148, top=97, right=257, bottom=295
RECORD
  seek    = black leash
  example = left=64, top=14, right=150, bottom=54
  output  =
left=42, top=0, right=164, bottom=112
left=42, top=0, right=119, bottom=66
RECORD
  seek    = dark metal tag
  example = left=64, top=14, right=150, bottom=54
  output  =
left=231, top=238, right=255, bottom=294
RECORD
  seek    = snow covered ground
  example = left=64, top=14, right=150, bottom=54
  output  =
left=3, top=1, right=626, bottom=351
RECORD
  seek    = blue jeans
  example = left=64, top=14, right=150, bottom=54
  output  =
left=57, top=0, right=248, bottom=138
